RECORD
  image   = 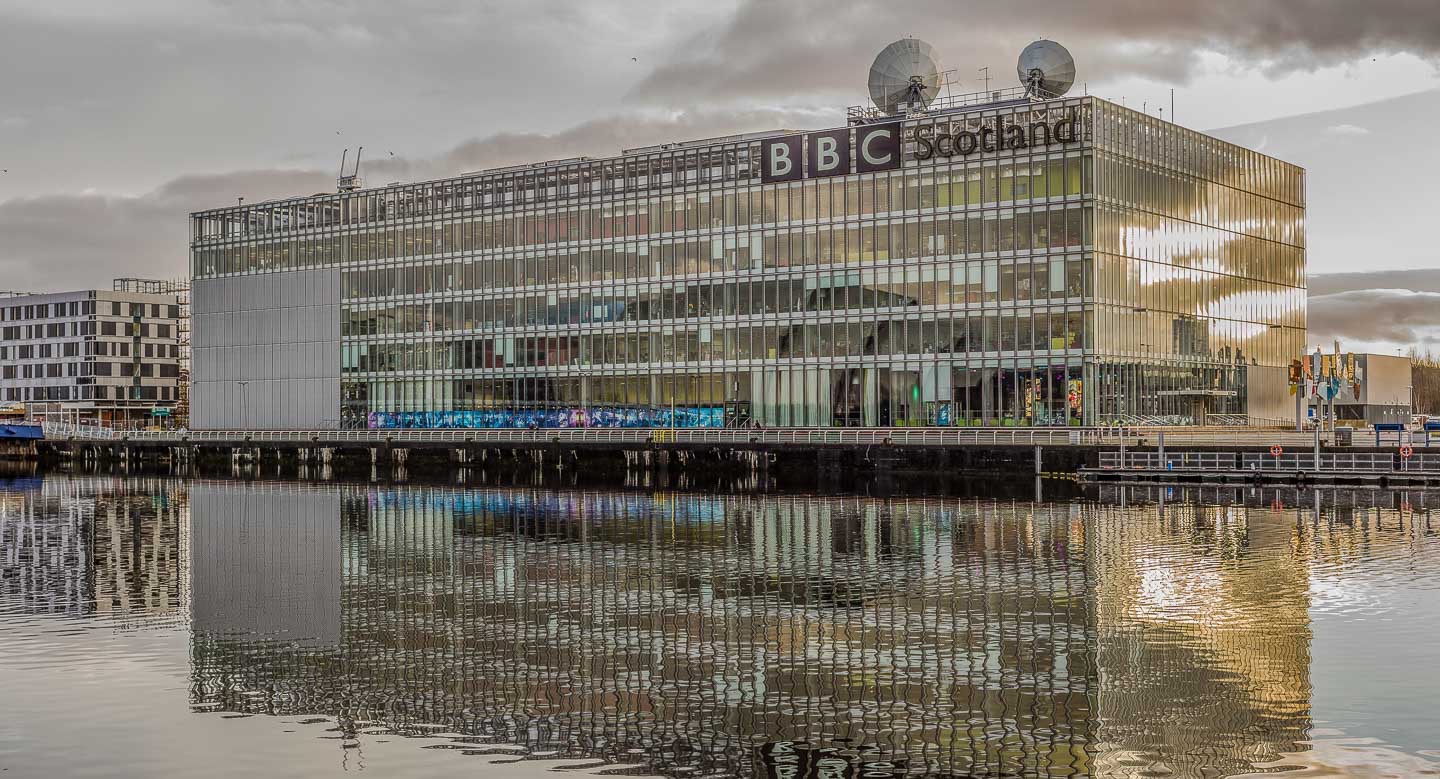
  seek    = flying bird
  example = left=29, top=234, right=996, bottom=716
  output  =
left=631, top=57, right=637, bottom=62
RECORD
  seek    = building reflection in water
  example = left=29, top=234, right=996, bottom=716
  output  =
left=11, top=476, right=1433, bottom=776
left=179, top=482, right=1428, bottom=778
left=1088, top=501, right=1312, bottom=778
left=190, top=483, right=341, bottom=644
left=190, top=485, right=1096, bottom=776
left=0, top=475, right=187, bottom=627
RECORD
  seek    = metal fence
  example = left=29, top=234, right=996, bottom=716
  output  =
left=1099, top=450, right=1440, bottom=473
left=42, top=423, right=1110, bottom=448
left=38, top=421, right=1440, bottom=455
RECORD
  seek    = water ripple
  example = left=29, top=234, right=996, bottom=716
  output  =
left=2, top=477, right=1438, bottom=777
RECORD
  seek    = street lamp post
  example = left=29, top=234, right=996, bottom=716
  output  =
left=237, top=380, right=249, bottom=430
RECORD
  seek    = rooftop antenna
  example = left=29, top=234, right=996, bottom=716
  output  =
left=978, top=66, right=991, bottom=94
left=868, top=39, right=942, bottom=115
left=936, top=67, right=960, bottom=101
left=1017, top=39, right=1076, bottom=99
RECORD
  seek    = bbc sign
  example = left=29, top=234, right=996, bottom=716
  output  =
left=761, top=122, right=902, bottom=184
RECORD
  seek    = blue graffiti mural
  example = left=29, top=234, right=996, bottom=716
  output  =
left=367, top=406, right=724, bottom=430
left=367, top=487, right=731, bottom=525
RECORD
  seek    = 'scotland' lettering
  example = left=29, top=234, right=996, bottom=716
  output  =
left=914, top=111, right=1079, bottom=161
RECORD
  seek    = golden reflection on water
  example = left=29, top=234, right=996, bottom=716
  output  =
left=2, top=476, right=1438, bottom=778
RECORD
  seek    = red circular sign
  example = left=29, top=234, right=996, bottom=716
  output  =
left=1400, top=445, right=1414, bottom=458
left=1270, top=445, right=1283, bottom=456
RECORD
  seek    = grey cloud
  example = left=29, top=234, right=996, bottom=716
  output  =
left=0, top=108, right=822, bottom=292
left=0, top=0, right=706, bottom=198
left=0, top=169, right=332, bottom=292
left=1306, top=271, right=1440, bottom=350
left=631, top=0, right=1440, bottom=106
left=281, top=107, right=828, bottom=187
left=1308, top=289, right=1440, bottom=347
left=1308, top=269, right=1440, bottom=297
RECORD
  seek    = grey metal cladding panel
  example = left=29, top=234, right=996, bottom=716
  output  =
left=279, top=274, right=298, bottom=309
left=189, top=484, right=342, bottom=645
left=193, top=278, right=223, bottom=318
left=323, top=342, right=342, bottom=378
left=193, top=268, right=342, bottom=428
left=192, top=382, right=219, bottom=428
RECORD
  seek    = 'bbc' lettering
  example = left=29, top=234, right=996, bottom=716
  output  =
left=761, top=123, right=901, bottom=183
left=764, top=135, right=801, bottom=181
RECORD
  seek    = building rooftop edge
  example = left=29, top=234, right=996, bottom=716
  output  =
left=190, top=94, right=1298, bottom=219
left=0, top=289, right=182, bottom=303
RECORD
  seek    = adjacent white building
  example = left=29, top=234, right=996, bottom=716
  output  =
left=0, top=287, right=184, bottom=426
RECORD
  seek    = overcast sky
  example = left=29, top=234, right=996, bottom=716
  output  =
left=2, top=0, right=1439, bottom=349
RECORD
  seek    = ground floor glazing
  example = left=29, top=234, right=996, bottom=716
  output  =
left=342, top=357, right=1278, bottom=429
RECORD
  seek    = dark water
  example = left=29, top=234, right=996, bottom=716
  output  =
left=2, top=475, right=1439, bottom=778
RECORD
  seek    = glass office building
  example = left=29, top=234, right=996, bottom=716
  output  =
left=190, top=93, right=1305, bottom=430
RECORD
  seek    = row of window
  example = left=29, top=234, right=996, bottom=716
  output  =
left=1092, top=255, right=1306, bottom=332
left=2, top=385, right=176, bottom=402
left=339, top=312, right=1090, bottom=374
left=1, top=301, right=179, bottom=322
left=203, top=155, right=1088, bottom=255
left=1, top=341, right=81, bottom=359
left=338, top=357, right=1275, bottom=427
left=0, top=362, right=181, bottom=380
left=0, top=341, right=180, bottom=361
left=1094, top=206, right=1303, bottom=288
left=1, top=321, right=177, bottom=342
left=1093, top=304, right=1302, bottom=369
left=329, top=206, right=1093, bottom=302
left=340, top=257, right=1089, bottom=337
left=339, top=361, right=1093, bottom=428
left=196, top=189, right=1097, bottom=279
left=1092, top=102, right=1303, bottom=206
left=1094, top=153, right=1302, bottom=247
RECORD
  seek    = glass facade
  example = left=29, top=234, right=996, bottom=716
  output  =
left=190, top=96, right=1304, bottom=429
left=1089, top=102, right=1305, bottom=425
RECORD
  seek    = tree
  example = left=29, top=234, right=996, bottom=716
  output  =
left=1409, top=348, right=1440, bottom=416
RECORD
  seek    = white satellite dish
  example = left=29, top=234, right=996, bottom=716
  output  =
left=1017, top=39, right=1076, bottom=98
left=868, top=39, right=942, bottom=115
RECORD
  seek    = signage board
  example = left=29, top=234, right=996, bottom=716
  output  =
left=760, top=109, right=1081, bottom=183
left=761, top=122, right=902, bottom=183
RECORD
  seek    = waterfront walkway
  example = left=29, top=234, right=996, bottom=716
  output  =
left=36, top=423, right=1439, bottom=482
left=34, top=423, right=1416, bottom=449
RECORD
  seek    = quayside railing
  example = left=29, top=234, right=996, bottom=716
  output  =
left=1099, top=450, right=1440, bottom=473
left=43, top=423, right=1115, bottom=447
left=38, top=422, right=1429, bottom=451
